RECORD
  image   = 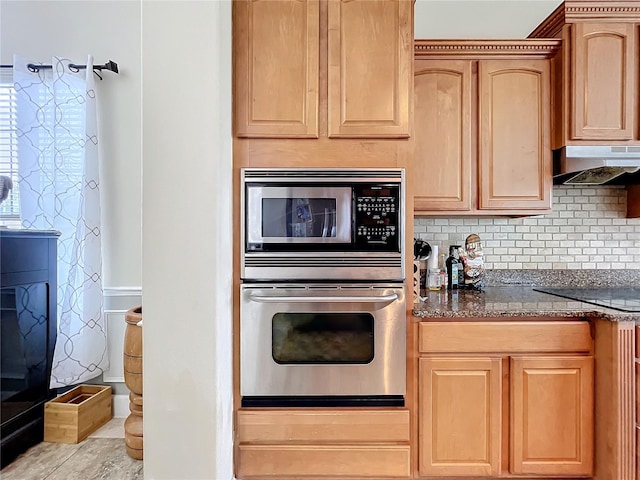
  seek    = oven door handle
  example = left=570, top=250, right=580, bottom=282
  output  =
left=248, top=293, right=399, bottom=306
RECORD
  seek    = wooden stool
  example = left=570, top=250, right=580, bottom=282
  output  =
left=124, top=306, right=143, bottom=460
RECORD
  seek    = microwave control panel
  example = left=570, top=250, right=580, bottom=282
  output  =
left=353, top=184, right=400, bottom=249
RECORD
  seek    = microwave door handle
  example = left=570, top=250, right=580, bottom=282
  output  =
left=248, top=293, right=399, bottom=307
left=322, top=208, right=329, bottom=237
left=330, top=209, right=336, bottom=237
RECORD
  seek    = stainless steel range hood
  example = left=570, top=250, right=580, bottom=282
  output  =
left=554, top=146, right=640, bottom=185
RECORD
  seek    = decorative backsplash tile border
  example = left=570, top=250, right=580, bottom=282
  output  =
left=414, top=186, right=640, bottom=270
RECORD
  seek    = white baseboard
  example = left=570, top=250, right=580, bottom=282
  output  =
left=102, top=287, right=142, bottom=383
left=113, top=393, right=130, bottom=418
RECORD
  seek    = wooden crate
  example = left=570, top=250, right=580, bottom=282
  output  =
left=44, top=385, right=112, bottom=444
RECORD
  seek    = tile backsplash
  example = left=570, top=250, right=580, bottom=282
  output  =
left=414, top=186, right=640, bottom=270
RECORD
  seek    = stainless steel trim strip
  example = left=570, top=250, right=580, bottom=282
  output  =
left=247, top=293, right=399, bottom=305
left=242, top=168, right=403, bottom=180
left=244, top=255, right=401, bottom=265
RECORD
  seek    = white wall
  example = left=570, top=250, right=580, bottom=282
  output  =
left=0, top=0, right=142, bottom=288
left=2, top=1, right=234, bottom=477
left=414, top=0, right=562, bottom=38
left=141, top=1, right=233, bottom=479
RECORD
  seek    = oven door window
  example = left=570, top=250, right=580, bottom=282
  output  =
left=272, top=313, right=374, bottom=364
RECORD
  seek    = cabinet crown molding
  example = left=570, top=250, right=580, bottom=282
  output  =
left=414, top=40, right=561, bottom=59
left=530, top=1, right=640, bottom=38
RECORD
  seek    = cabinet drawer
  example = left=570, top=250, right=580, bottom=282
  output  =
left=237, top=409, right=409, bottom=443
left=419, top=321, right=592, bottom=354
left=237, top=444, right=411, bottom=478
left=0, top=237, right=50, bottom=274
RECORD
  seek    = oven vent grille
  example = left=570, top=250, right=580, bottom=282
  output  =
left=243, top=168, right=403, bottom=180
left=244, top=256, right=402, bottom=267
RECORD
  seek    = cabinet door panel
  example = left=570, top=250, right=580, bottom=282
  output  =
left=511, top=356, right=594, bottom=476
left=234, top=0, right=319, bottom=138
left=414, top=60, right=472, bottom=211
left=479, top=60, right=551, bottom=210
left=571, top=23, right=635, bottom=140
left=419, top=357, right=501, bottom=477
left=328, top=0, right=411, bottom=138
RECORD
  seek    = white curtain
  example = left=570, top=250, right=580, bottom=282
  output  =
left=14, top=54, right=108, bottom=387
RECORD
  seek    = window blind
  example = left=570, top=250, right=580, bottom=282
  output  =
left=0, top=74, right=20, bottom=219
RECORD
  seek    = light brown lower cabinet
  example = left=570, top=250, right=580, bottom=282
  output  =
left=237, top=444, right=411, bottom=478
left=419, top=357, right=502, bottom=476
left=235, top=409, right=411, bottom=478
left=419, top=354, right=594, bottom=478
left=510, top=356, right=594, bottom=476
left=417, top=320, right=594, bottom=478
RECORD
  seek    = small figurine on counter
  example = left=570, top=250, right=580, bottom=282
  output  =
left=463, top=233, right=485, bottom=290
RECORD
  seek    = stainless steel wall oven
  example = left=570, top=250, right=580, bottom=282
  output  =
left=240, top=168, right=406, bottom=407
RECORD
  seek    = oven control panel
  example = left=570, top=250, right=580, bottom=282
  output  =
left=354, top=184, right=400, bottom=249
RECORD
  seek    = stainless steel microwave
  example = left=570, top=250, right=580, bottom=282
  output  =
left=241, top=168, right=405, bottom=282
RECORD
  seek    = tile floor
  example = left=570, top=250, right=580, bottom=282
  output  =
left=0, top=418, right=143, bottom=480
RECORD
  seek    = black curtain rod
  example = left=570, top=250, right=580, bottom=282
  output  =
left=0, top=60, right=118, bottom=78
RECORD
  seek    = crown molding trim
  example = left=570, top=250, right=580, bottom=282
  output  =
left=414, top=40, right=562, bottom=60
left=530, top=1, right=640, bottom=38
left=566, top=1, right=640, bottom=20
left=529, top=3, right=566, bottom=38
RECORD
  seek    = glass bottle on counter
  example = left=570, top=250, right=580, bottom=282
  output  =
left=446, top=246, right=460, bottom=290
left=438, top=253, right=447, bottom=288
left=427, top=245, right=441, bottom=291
left=427, top=268, right=441, bottom=291
left=457, top=245, right=466, bottom=289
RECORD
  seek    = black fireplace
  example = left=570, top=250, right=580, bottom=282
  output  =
left=0, top=229, right=59, bottom=468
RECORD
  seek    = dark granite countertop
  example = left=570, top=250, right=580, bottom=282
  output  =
left=412, top=286, right=640, bottom=323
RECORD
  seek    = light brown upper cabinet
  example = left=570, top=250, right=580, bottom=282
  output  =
left=571, top=23, right=636, bottom=141
left=529, top=2, right=640, bottom=148
left=234, top=0, right=319, bottom=138
left=478, top=60, right=552, bottom=210
left=413, top=41, right=559, bottom=215
left=234, top=0, right=412, bottom=139
left=413, top=60, right=473, bottom=211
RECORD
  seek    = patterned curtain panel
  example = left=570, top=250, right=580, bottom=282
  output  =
left=14, top=54, right=107, bottom=387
